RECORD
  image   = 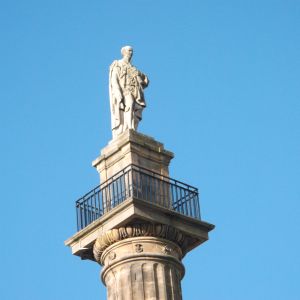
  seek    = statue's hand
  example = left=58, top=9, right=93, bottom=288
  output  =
left=143, top=76, right=149, bottom=87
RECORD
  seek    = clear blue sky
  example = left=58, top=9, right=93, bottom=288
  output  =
left=0, top=0, right=299, bottom=299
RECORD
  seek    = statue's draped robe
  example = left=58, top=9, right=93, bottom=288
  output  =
left=109, top=60, right=148, bottom=138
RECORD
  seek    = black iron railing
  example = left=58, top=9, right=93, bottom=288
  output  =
left=75, top=165, right=201, bottom=231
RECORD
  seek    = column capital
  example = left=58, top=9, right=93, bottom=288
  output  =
left=93, top=223, right=187, bottom=264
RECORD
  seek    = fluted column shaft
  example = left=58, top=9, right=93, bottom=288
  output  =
left=102, top=237, right=183, bottom=300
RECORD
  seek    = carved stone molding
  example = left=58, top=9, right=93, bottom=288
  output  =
left=107, top=251, right=116, bottom=261
left=93, top=223, right=186, bottom=263
left=135, top=244, right=143, bottom=253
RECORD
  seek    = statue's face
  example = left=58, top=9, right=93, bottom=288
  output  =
left=123, top=48, right=133, bottom=61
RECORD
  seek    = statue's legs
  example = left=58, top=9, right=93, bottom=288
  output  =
left=124, top=95, right=144, bottom=131
left=111, top=101, right=124, bottom=138
left=133, top=104, right=143, bottom=130
left=124, top=94, right=134, bottom=130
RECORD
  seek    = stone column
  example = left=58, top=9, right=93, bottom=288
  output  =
left=93, top=224, right=187, bottom=300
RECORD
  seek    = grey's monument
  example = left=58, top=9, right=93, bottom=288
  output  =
left=65, top=46, right=214, bottom=300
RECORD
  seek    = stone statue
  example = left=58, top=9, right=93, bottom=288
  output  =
left=109, top=46, right=149, bottom=139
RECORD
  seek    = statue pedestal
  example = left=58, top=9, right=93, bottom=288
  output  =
left=92, top=129, right=174, bottom=183
left=65, top=131, right=214, bottom=300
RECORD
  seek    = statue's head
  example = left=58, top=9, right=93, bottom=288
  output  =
left=121, top=46, right=133, bottom=62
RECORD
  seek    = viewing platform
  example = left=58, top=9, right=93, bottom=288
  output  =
left=75, top=164, right=201, bottom=231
